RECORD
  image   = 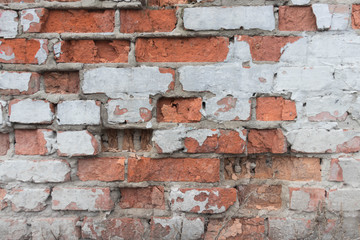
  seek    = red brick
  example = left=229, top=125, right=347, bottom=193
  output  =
left=0, top=133, right=9, bottom=156
left=77, top=157, right=125, bottom=182
left=185, top=129, right=247, bottom=154
left=0, top=39, right=48, bottom=64
left=43, top=72, right=79, bottom=94
left=247, top=129, right=287, bottom=154
left=278, top=6, right=317, bottom=31
left=148, top=0, right=188, bottom=6
left=82, top=217, right=145, bottom=239
left=55, top=40, right=129, bottom=63
left=128, top=157, right=220, bottom=183
left=329, top=158, right=343, bottom=182
left=22, top=9, right=114, bottom=33
left=20, top=9, right=48, bottom=33
left=157, top=97, right=202, bottom=123
left=0, top=72, right=40, bottom=95
left=136, top=37, right=229, bottom=62
left=256, top=97, right=297, bottom=121
left=226, top=156, right=321, bottom=181
left=120, top=9, right=176, bottom=33
left=237, top=36, right=301, bottom=62
left=289, top=187, right=326, bottom=212
left=238, top=184, right=282, bottom=210
left=170, top=187, right=236, bottom=213
left=205, top=218, right=265, bottom=240
left=352, top=5, right=360, bottom=29
left=15, top=129, right=53, bottom=155
left=119, top=186, right=165, bottom=209
left=0, top=188, right=7, bottom=210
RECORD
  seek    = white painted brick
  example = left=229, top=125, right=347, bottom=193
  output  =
left=9, top=99, right=53, bottom=124
left=0, top=219, right=28, bottom=239
left=335, top=67, right=360, bottom=91
left=290, top=190, right=310, bottom=211
left=312, top=4, right=332, bottom=30
left=152, top=126, right=187, bottom=153
left=332, top=157, right=360, bottom=188
left=57, top=100, right=100, bottom=125
left=291, top=0, right=310, bottom=4
left=31, top=217, right=80, bottom=240
left=152, top=216, right=182, bottom=240
left=181, top=218, right=204, bottom=240
left=184, top=6, right=275, bottom=31
left=312, top=4, right=350, bottom=31
left=0, top=160, right=70, bottom=183
left=57, top=130, right=99, bottom=156
left=20, top=9, right=42, bottom=32
left=6, top=187, right=50, bottom=212
left=0, top=10, right=18, bottom=38
left=286, top=129, right=360, bottom=153
left=268, top=218, right=313, bottom=240
left=328, top=189, right=360, bottom=211
left=107, top=97, right=152, bottom=124
left=83, top=67, right=173, bottom=98
left=225, top=40, right=252, bottom=62
left=0, top=71, right=32, bottom=92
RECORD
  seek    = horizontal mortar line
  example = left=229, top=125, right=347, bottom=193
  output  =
left=0, top=2, right=142, bottom=10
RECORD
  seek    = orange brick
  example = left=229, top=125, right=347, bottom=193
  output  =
left=128, top=157, right=220, bottom=183
left=256, top=97, right=297, bottom=121
left=157, top=97, right=202, bottom=123
left=119, top=186, right=165, bottom=209
left=238, top=184, right=282, bottom=210
left=44, top=72, right=79, bottom=94
left=120, top=9, right=176, bottom=33
left=278, top=6, right=317, bottom=31
left=352, top=5, right=360, bottom=29
left=247, top=129, right=287, bottom=154
left=135, top=37, right=229, bottom=62
left=15, top=129, right=53, bottom=155
left=77, top=157, right=125, bottom=182
left=148, top=0, right=188, bottom=6
left=55, top=40, right=129, bottom=63
left=0, top=133, right=9, bottom=156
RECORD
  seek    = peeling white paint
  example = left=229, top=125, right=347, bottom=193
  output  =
left=35, top=39, right=47, bottom=64
left=0, top=10, right=18, bottom=38
left=0, top=71, right=32, bottom=92
left=20, top=9, right=41, bottom=32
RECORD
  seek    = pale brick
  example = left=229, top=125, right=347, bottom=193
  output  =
left=183, top=6, right=275, bottom=31
left=152, top=126, right=187, bottom=153
left=312, top=4, right=350, bottom=30
left=57, top=130, right=99, bottom=156
left=268, top=218, right=315, bottom=240
left=150, top=216, right=182, bottom=240
left=0, top=159, right=70, bottom=183
left=328, top=189, right=360, bottom=211
left=291, top=0, right=310, bottom=4
left=329, top=157, right=360, bottom=187
left=52, top=187, right=113, bottom=211
left=9, top=99, right=54, bottom=124
left=335, top=67, right=360, bottom=91
left=82, top=67, right=173, bottom=98
left=0, top=71, right=40, bottom=95
left=0, top=101, right=4, bottom=125
left=6, top=187, right=50, bottom=212
left=289, top=188, right=325, bottom=212
left=31, top=217, right=80, bottom=240
left=0, top=10, right=18, bottom=38
left=57, top=100, right=100, bottom=125
left=0, top=219, right=28, bottom=239
left=182, top=217, right=205, bottom=240
left=286, top=129, right=360, bottom=153
left=107, top=97, right=152, bottom=124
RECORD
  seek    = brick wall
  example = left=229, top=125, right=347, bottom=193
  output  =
left=0, top=0, right=360, bottom=239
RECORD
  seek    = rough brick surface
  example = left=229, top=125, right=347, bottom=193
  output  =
left=238, top=184, right=282, bottom=210
left=256, top=97, right=297, bottom=121
left=43, top=72, right=79, bottom=94
left=57, top=100, right=100, bottom=125
left=15, top=129, right=55, bottom=155
left=289, top=187, right=326, bottom=212
left=0, top=10, right=18, bottom=38
left=157, top=97, right=202, bottom=123
left=31, top=217, right=80, bottom=240
left=7, top=187, right=50, bottom=212
left=0, top=133, right=9, bottom=156
left=57, top=130, right=99, bottom=156
left=0, top=71, right=40, bottom=95
left=9, top=99, right=54, bottom=124
left=247, top=129, right=287, bottom=154
left=119, top=186, right=165, bottom=209
left=279, top=6, right=317, bottom=31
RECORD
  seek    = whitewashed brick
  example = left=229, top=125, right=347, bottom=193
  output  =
left=0, top=219, right=28, bottom=239
left=152, top=126, right=187, bottom=153
left=0, top=71, right=32, bottom=92
left=269, top=218, right=313, bottom=240
left=330, top=157, right=360, bottom=187
left=0, top=101, right=5, bottom=125
left=152, top=216, right=182, bottom=240
left=335, top=67, right=360, bottom=91
left=182, top=218, right=205, bottom=240
left=291, top=0, right=310, bottom=4
left=107, top=97, right=152, bottom=124
left=6, top=187, right=50, bottom=212
left=82, top=67, right=173, bottom=98
left=0, top=160, right=70, bottom=183
left=184, top=6, right=275, bottom=31
left=57, top=100, right=100, bottom=125
left=9, top=99, right=53, bottom=124
left=57, top=130, right=99, bottom=156
left=312, top=4, right=350, bottom=30
left=328, top=189, right=360, bottom=211
left=31, top=217, right=80, bottom=240
left=0, top=10, right=18, bottom=38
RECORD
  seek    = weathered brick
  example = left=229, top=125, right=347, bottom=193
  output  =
left=236, top=36, right=301, bottom=62
left=329, top=158, right=343, bottom=182
left=184, top=6, right=275, bottom=31
left=352, top=5, right=360, bottom=29
left=247, top=129, right=287, bottom=154
left=268, top=218, right=314, bottom=240
left=312, top=4, right=350, bottom=30
left=107, top=97, right=152, bottom=124
left=289, top=188, right=326, bottom=212
left=43, top=72, right=79, bottom=94
left=205, top=218, right=265, bottom=240
left=135, top=37, right=229, bottom=62
left=170, top=187, right=236, bottom=213
left=83, top=67, right=173, bottom=98
left=128, top=157, right=220, bottom=182
left=52, top=187, right=113, bottom=211
left=157, top=97, right=202, bottom=123
left=15, top=129, right=55, bottom=155
left=279, top=6, right=317, bottom=31
left=328, top=189, right=360, bottom=211
left=0, top=159, right=70, bottom=183
left=0, top=10, right=18, bottom=38
left=0, top=101, right=4, bottom=125
left=0, top=133, right=9, bottom=156
left=9, top=99, right=54, bottom=124
left=120, top=9, right=176, bottom=33
left=57, top=130, right=99, bottom=156
left=21, top=9, right=114, bottom=33
left=119, top=186, right=165, bottom=209
left=82, top=217, right=145, bottom=240
left=0, top=0, right=34, bottom=2
left=0, top=189, right=6, bottom=210
left=256, top=97, right=297, bottom=121
left=148, top=0, right=188, bottom=6
left=77, top=157, right=125, bottom=182
left=0, top=71, right=40, bottom=95
left=328, top=157, right=360, bottom=187
left=6, top=187, right=50, bottom=212
left=57, top=100, right=100, bottom=125
left=0, top=39, right=48, bottom=64
left=31, top=217, right=80, bottom=240
left=54, top=40, right=129, bottom=63
left=238, top=184, right=282, bottom=210
left=0, top=219, right=28, bottom=239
